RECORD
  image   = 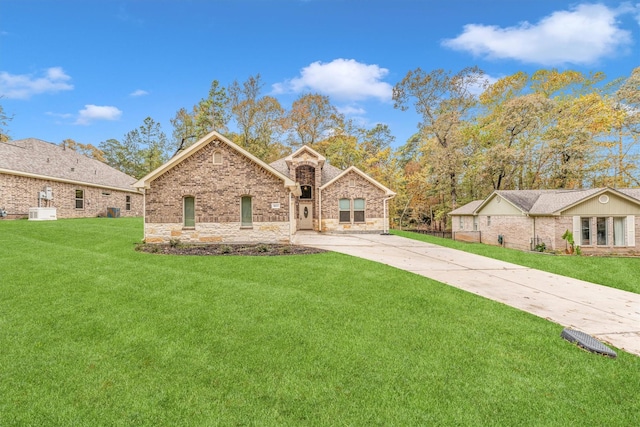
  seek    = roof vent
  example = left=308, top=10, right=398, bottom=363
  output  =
left=598, top=195, right=609, bottom=204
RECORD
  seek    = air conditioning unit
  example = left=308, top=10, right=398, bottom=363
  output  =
left=29, top=207, right=57, bottom=221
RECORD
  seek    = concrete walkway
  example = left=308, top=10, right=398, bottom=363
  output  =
left=292, top=232, right=640, bottom=357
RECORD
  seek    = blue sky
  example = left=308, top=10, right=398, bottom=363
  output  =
left=2, top=0, right=639, bottom=149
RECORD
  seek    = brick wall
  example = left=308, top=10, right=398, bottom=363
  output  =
left=320, top=171, right=389, bottom=233
left=0, top=173, right=142, bottom=219
left=144, top=140, right=291, bottom=243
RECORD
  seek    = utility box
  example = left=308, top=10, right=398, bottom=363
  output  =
left=106, top=207, right=121, bottom=218
left=28, top=207, right=57, bottom=221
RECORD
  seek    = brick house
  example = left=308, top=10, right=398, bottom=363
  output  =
left=450, top=188, right=640, bottom=254
left=133, top=131, right=395, bottom=244
left=0, top=138, right=143, bottom=219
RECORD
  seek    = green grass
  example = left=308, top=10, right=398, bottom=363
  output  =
left=393, top=229, right=640, bottom=294
left=1, top=218, right=639, bottom=426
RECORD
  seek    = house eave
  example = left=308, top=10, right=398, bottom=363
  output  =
left=133, top=131, right=296, bottom=189
left=319, top=166, right=395, bottom=196
left=0, top=168, right=141, bottom=193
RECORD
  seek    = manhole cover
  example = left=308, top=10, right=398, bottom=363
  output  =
left=561, top=328, right=617, bottom=358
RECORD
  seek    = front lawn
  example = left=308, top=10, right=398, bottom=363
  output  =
left=1, top=218, right=639, bottom=425
left=393, top=230, right=640, bottom=294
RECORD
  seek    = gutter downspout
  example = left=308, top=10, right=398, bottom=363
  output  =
left=318, top=187, right=322, bottom=233
left=142, top=189, right=147, bottom=242
left=382, top=195, right=395, bottom=234
left=289, top=191, right=293, bottom=241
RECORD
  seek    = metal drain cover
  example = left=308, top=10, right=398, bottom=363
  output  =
left=561, top=328, right=617, bottom=358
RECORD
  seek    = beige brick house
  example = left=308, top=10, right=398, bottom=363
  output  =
left=0, top=138, right=142, bottom=219
left=133, top=131, right=395, bottom=244
left=450, top=188, right=640, bottom=254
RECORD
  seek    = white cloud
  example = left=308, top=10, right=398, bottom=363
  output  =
left=0, top=67, right=73, bottom=99
left=273, top=58, right=392, bottom=102
left=45, top=111, right=74, bottom=119
left=337, top=105, right=367, bottom=115
left=130, top=89, right=149, bottom=97
left=75, top=105, right=122, bottom=125
left=442, top=4, right=633, bottom=66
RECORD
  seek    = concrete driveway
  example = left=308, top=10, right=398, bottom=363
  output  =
left=292, top=232, right=640, bottom=357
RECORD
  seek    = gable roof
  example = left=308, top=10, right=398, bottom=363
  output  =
left=462, top=187, right=640, bottom=216
left=319, top=166, right=396, bottom=197
left=269, top=156, right=344, bottom=186
left=0, top=138, right=139, bottom=192
left=285, top=145, right=326, bottom=164
left=449, top=200, right=483, bottom=216
left=133, top=131, right=296, bottom=189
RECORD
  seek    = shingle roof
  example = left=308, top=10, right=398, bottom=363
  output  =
left=0, top=138, right=138, bottom=191
left=269, top=157, right=344, bottom=185
left=449, top=200, right=483, bottom=215
left=478, top=188, right=640, bottom=215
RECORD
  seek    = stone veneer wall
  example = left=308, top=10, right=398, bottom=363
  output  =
left=0, top=173, right=142, bottom=219
left=144, top=222, right=290, bottom=244
left=320, top=170, right=388, bottom=233
left=144, top=140, right=291, bottom=243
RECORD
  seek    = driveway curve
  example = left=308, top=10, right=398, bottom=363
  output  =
left=293, top=232, right=640, bottom=357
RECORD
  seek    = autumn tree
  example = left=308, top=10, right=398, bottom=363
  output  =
left=604, top=66, right=640, bottom=187
left=227, top=74, right=284, bottom=162
left=473, top=72, right=553, bottom=192
left=0, top=101, right=12, bottom=143
left=100, top=117, right=168, bottom=179
left=282, top=93, right=341, bottom=148
left=393, top=67, right=485, bottom=209
left=60, top=138, right=106, bottom=162
left=171, top=80, right=230, bottom=150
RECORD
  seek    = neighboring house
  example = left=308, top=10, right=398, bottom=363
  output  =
left=133, top=131, right=395, bottom=244
left=450, top=188, right=640, bottom=254
left=0, top=138, right=143, bottom=219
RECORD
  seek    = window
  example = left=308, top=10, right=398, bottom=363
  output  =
left=213, top=151, right=222, bottom=165
left=596, top=217, right=608, bottom=245
left=459, top=216, right=463, bottom=230
left=487, top=216, right=491, bottom=226
left=184, top=197, right=195, bottom=227
left=353, top=198, right=365, bottom=222
left=339, top=199, right=351, bottom=223
left=581, top=217, right=591, bottom=245
left=300, top=185, right=312, bottom=199
left=241, top=196, right=252, bottom=227
left=473, top=217, right=478, bottom=231
left=613, top=217, right=626, bottom=246
left=125, top=195, right=131, bottom=211
left=75, top=189, right=84, bottom=209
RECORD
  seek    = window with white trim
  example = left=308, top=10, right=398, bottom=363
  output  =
left=75, top=189, right=84, bottom=209
left=353, top=198, right=365, bottom=222
left=184, top=196, right=195, bottom=227
left=613, top=217, right=626, bottom=246
left=339, top=199, right=351, bottom=223
left=596, top=217, right=608, bottom=245
left=241, top=196, right=252, bottom=227
left=581, top=217, right=591, bottom=246
left=575, top=215, right=634, bottom=247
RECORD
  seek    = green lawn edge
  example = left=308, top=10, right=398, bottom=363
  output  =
left=1, top=218, right=639, bottom=426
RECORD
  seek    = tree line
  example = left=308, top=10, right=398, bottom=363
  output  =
left=1, top=66, right=638, bottom=229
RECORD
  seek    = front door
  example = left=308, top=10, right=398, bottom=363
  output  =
left=298, top=202, right=313, bottom=230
